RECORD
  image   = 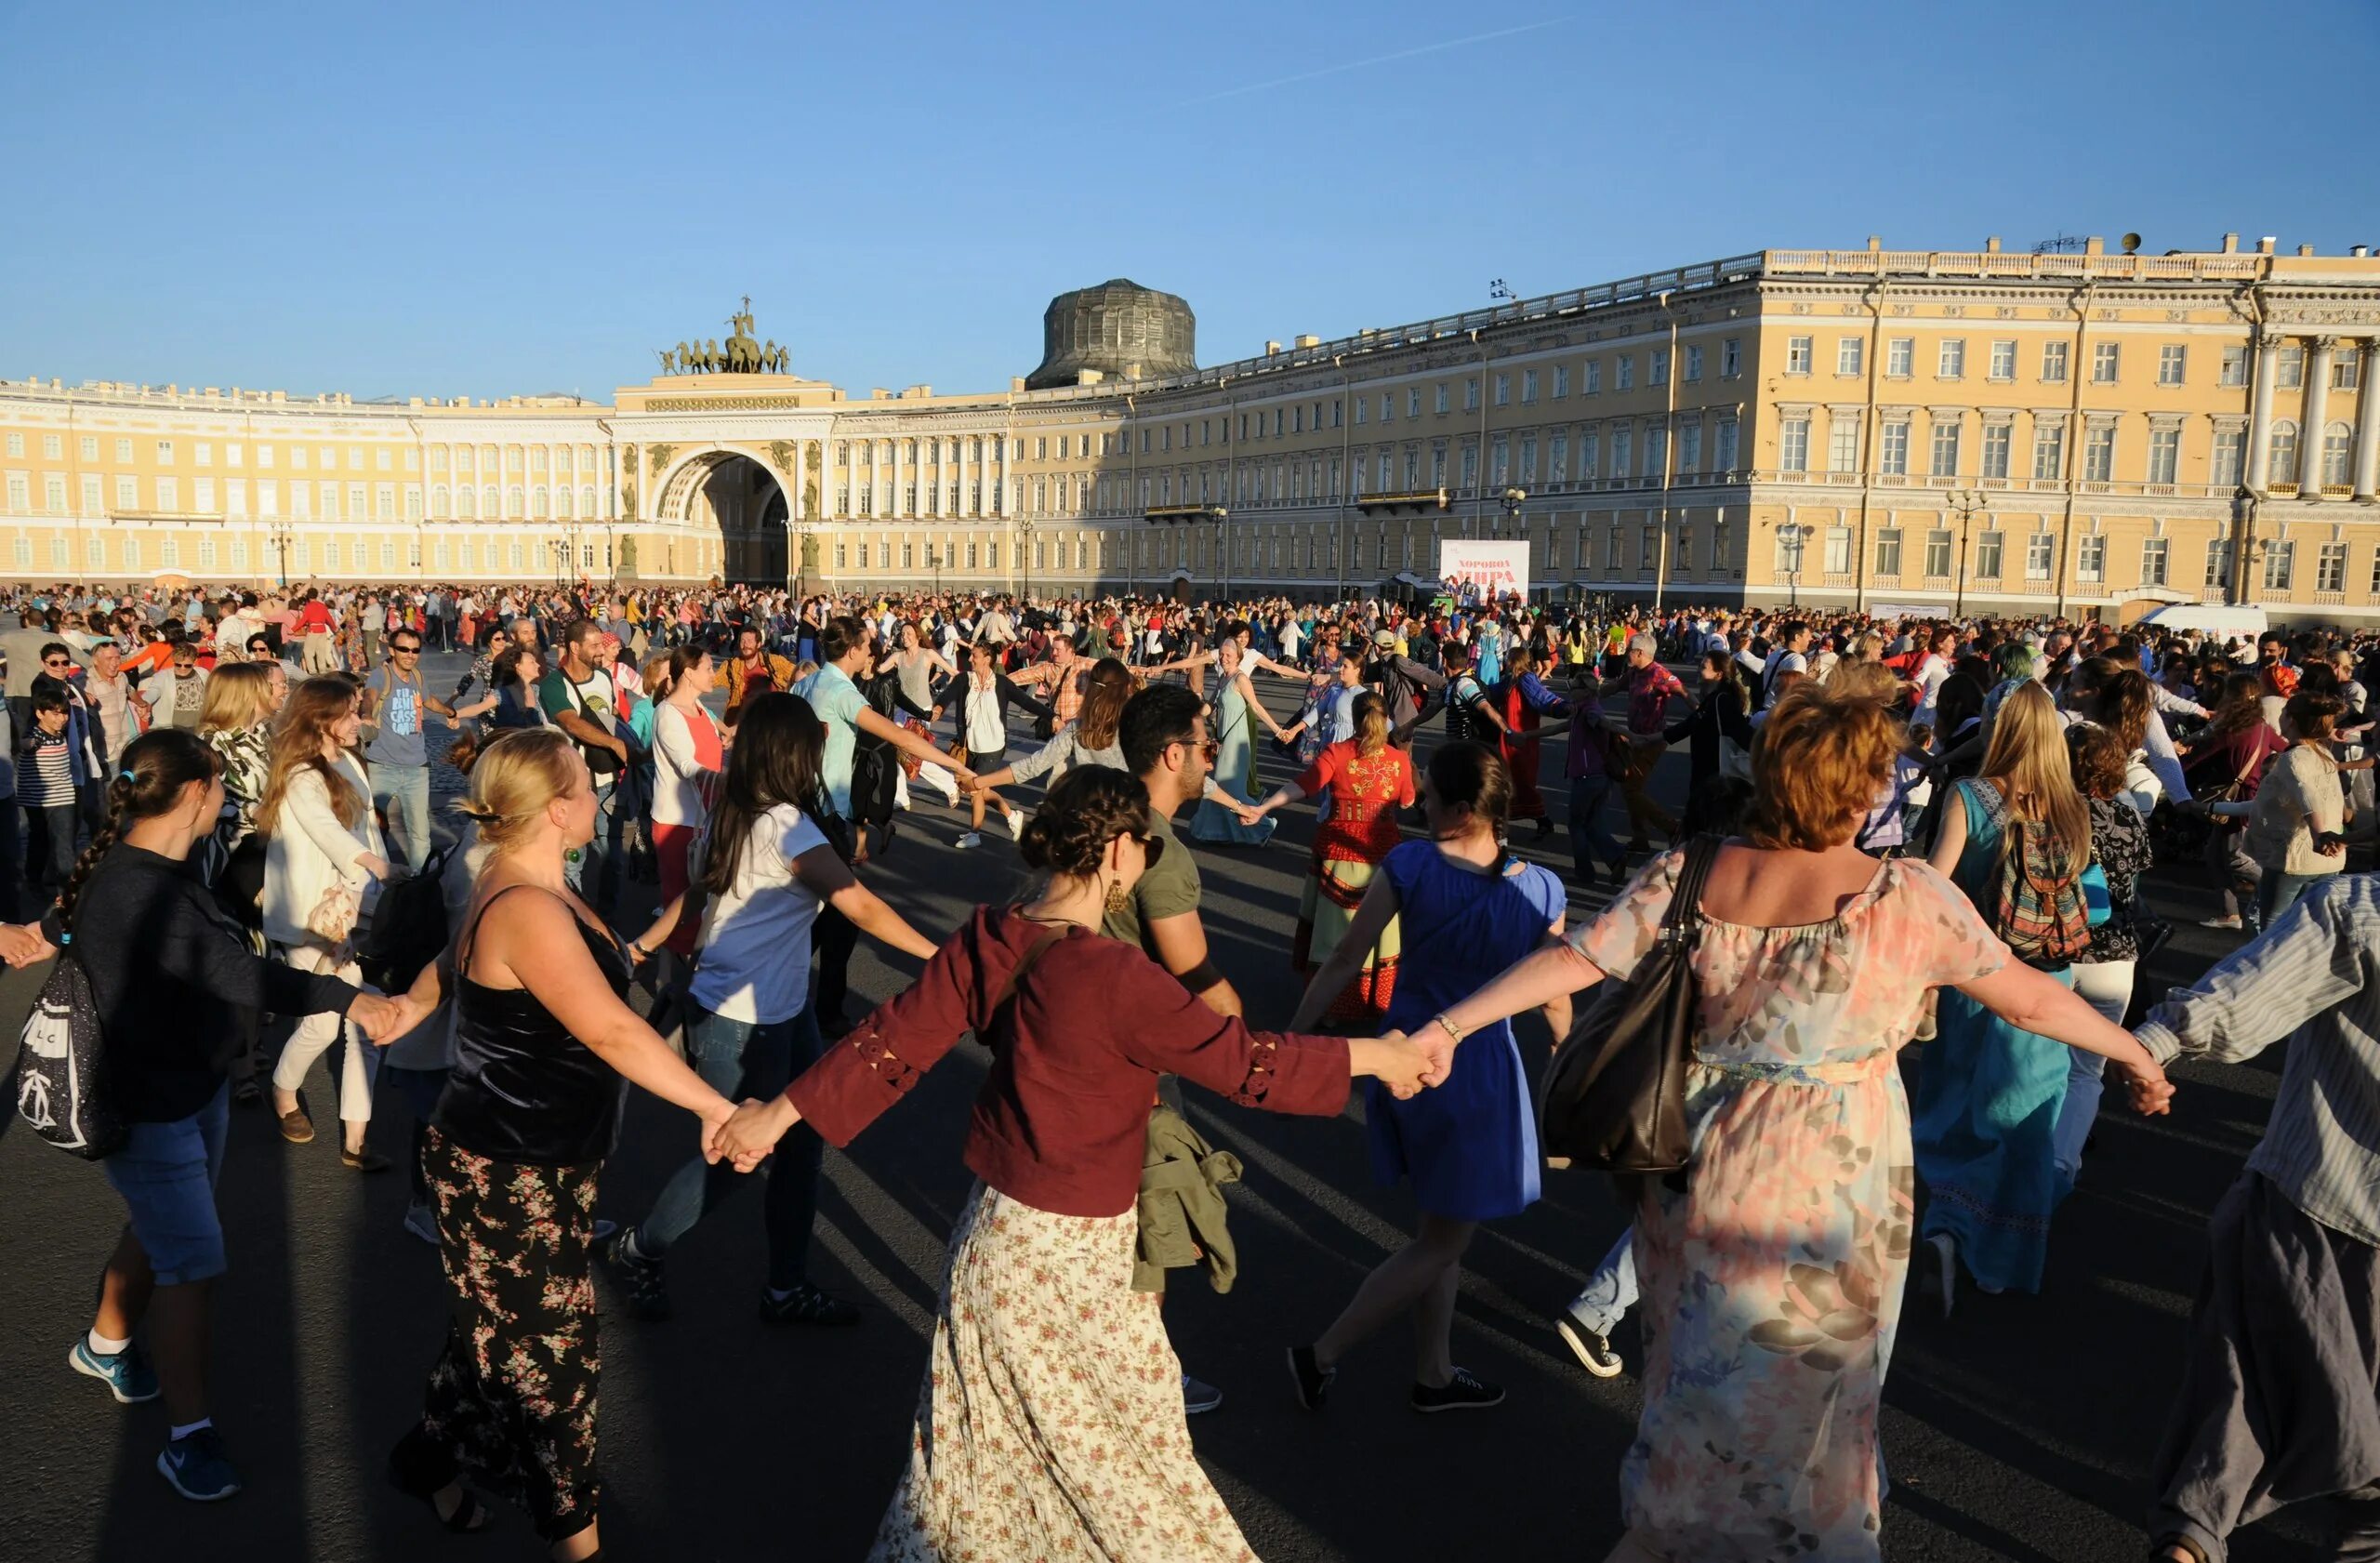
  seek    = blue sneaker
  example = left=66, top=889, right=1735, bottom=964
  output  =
left=69, top=1339, right=159, bottom=1404
left=157, top=1426, right=242, bottom=1501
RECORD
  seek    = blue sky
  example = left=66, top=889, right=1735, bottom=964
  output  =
left=3, top=0, right=2374, bottom=404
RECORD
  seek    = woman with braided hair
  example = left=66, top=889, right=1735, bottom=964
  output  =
left=0, top=729, right=402, bottom=1503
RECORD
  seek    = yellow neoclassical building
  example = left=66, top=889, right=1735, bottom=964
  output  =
left=5, top=234, right=2378, bottom=621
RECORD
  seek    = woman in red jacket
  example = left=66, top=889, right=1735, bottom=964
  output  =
left=715, top=766, right=1427, bottom=1562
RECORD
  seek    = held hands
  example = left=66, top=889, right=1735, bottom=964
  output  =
left=2118, top=1055, right=2176, bottom=1117
left=0, top=922, right=57, bottom=967
left=1367, top=1033, right=1432, bottom=1099
left=1410, top=1022, right=1458, bottom=1089
left=710, top=1095, right=801, bottom=1172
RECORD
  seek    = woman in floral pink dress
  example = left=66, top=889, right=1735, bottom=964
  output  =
left=1415, top=682, right=2173, bottom=1562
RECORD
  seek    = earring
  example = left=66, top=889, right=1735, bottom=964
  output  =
left=1102, top=879, right=1130, bottom=916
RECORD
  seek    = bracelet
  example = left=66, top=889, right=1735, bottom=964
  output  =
left=1432, top=1013, right=1463, bottom=1044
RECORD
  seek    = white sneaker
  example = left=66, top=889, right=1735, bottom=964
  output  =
left=403, top=1200, right=439, bottom=1247
left=1004, top=811, right=1026, bottom=842
left=956, top=831, right=984, bottom=849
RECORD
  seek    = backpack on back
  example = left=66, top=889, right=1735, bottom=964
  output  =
left=1993, top=817, right=2092, bottom=969
left=355, top=845, right=452, bottom=994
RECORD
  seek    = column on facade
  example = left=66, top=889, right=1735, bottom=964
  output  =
left=2354, top=338, right=2380, bottom=503
left=609, top=442, right=623, bottom=520
left=2245, top=331, right=2282, bottom=493
left=889, top=436, right=905, bottom=522
left=2300, top=337, right=2337, bottom=499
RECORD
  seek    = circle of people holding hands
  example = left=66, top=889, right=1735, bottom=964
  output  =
left=9, top=569, right=2378, bottom=1563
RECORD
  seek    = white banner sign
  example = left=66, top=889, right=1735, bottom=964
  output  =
left=1436, top=539, right=1531, bottom=602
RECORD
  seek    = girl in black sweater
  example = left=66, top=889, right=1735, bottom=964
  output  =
left=4, top=730, right=403, bottom=1502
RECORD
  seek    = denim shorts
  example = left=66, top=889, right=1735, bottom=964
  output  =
left=102, top=1081, right=231, bottom=1286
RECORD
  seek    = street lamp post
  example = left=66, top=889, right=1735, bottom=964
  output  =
left=926, top=545, right=943, bottom=599
left=1210, top=506, right=1230, bottom=598
left=1774, top=520, right=1811, bottom=607
left=1945, top=488, right=1988, bottom=619
left=271, top=517, right=292, bottom=591
left=1020, top=516, right=1034, bottom=605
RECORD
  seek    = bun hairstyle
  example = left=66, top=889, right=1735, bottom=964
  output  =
left=59, top=728, right=222, bottom=931
left=1017, top=766, right=1151, bottom=879
left=453, top=727, right=581, bottom=853
left=1745, top=682, right=1898, bottom=851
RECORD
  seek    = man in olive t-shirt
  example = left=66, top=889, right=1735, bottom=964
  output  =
left=1103, top=685, right=1242, bottom=1017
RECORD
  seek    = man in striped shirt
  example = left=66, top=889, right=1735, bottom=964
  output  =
left=2135, top=876, right=2380, bottom=1563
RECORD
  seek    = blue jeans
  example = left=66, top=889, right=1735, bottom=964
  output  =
left=104, top=1082, right=231, bottom=1286
left=368, top=760, right=432, bottom=872
left=1567, top=1229, right=1639, bottom=1335
left=636, top=1005, right=826, bottom=1291
left=2255, top=869, right=2333, bottom=931
left=571, top=779, right=625, bottom=917
left=1567, top=775, right=1626, bottom=883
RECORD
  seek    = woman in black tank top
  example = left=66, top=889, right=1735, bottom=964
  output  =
left=387, top=729, right=736, bottom=1558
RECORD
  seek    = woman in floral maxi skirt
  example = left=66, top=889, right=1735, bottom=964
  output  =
left=1421, top=684, right=2170, bottom=1561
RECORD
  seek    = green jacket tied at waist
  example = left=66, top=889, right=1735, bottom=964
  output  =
left=1132, top=1105, right=1241, bottom=1293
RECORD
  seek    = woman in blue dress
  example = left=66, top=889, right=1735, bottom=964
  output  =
left=1188, top=638, right=1287, bottom=846
left=1284, top=739, right=1569, bottom=1413
left=1911, top=682, right=2088, bottom=1307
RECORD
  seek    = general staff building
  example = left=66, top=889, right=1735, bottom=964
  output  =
left=5, top=233, right=2377, bottom=623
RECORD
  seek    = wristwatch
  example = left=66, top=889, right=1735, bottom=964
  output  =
left=1432, top=1013, right=1463, bottom=1043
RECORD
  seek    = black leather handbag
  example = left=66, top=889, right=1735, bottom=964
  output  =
left=1540, top=833, right=1722, bottom=1173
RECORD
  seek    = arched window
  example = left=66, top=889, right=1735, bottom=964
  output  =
left=580, top=485, right=597, bottom=516
left=482, top=484, right=498, bottom=517
left=507, top=484, right=524, bottom=517
left=2271, top=420, right=2300, bottom=484
left=2323, top=421, right=2354, bottom=487
left=430, top=484, right=449, bottom=516
left=531, top=484, right=549, bottom=517
left=457, top=486, right=477, bottom=519
left=556, top=485, right=574, bottom=517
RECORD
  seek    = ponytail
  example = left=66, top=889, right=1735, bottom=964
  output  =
left=57, top=729, right=222, bottom=934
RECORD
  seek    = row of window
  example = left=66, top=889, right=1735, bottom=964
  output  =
left=1775, top=411, right=2362, bottom=486
left=1773, top=526, right=2360, bottom=597
left=0, top=530, right=707, bottom=578
left=0, top=473, right=629, bottom=523
left=831, top=536, right=1105, bottom=573
left=0, top=434, right=620, bottom=478
left=1780, top=336, right=2364, bottom=391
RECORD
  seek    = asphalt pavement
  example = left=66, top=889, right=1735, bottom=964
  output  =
left=0, top=649, right=2339, bottom=1562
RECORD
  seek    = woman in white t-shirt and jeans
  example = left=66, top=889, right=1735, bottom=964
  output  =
left=605, top=692, right=941, bottom=1326
left=649, top=644, right=726, bottom=960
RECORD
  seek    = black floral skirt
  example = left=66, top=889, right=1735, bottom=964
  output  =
left=390, top=1128, right=603, bottom=1543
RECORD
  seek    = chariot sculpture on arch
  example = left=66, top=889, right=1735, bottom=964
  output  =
left=656, top=297, right=788, bottom=375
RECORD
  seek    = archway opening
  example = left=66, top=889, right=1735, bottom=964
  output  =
left=658, top=450, right=791, bottom=585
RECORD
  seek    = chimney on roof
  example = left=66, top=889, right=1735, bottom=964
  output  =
left=1265, top=340, right=1282, bottom=355
left=2258, top=236, right=2278, bottom=255
left=1294, top=334, right=1320, bottom=349
left=1985, top=236, right=2002, bottom=253
left=2222, top=232, right=2240, bottom=253
left=2353, top=245, right=2372, bottom=258
left=1866, top=236, right=1882, bottom=251
left=2298, top=244, right=2316, bottom=257
left=1010, top=378, right=1025, bottom=393
left=2084, top=236, right=2105, bottom=256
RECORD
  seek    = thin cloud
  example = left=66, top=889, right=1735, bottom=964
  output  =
left=1167, top=20, right=1568, bottom=109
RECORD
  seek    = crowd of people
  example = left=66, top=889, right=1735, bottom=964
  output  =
left=8, top=569, right=2380, bottom=1562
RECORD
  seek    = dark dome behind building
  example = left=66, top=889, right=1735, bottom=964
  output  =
left=1025, top=280, right=1196, bottom=391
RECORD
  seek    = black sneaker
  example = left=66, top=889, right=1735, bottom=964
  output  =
left=1286, top=1344, right=1335, bottom=1411
left=1410, top=1367, right=1504, bottom=1413
left=758, top=1280, right=861, bottom=1327
left=604, top=1229, right=670, bottom=1321
left=1182, top=1372, right=1223, bottom=1415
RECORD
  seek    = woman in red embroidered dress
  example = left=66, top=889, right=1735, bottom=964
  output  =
left=714, top=766, right=1430, bottom=1563
left=1249, top=692, right=1418, bottom=1026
